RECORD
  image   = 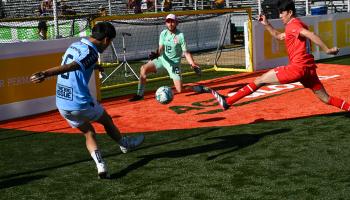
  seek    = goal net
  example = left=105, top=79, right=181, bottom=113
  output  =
left=93, top=8, right=253, bottom=88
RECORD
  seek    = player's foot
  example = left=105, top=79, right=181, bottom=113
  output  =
left=129, top=95, right=144, bottom=102
left=97, top=163, right=110, bottom=179
left=211, top=90, right=230, bottom=110
left=119, top=134, right=145, bottom=153
left=192, top=85, right=211, bottom=93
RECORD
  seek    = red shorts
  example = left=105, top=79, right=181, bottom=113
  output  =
left=274, top=65, right=323, bottom=91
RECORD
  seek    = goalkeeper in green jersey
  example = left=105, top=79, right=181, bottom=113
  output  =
left=130, top=14, right=209, bottom=102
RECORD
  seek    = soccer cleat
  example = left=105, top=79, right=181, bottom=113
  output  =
left=129, top=95, right=144, bottom=102
left=97, top=163, right=110, bottom=179
left=211, top=90, right=230, bottom=110
left=192, top=85, right=212, bottom=93
left=119, top=134, right=145, bottom=153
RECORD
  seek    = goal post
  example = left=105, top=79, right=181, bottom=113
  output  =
left=92, top=8, right=254, bottom=90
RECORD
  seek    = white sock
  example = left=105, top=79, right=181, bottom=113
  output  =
left=90, top=149, right=104, bottom=165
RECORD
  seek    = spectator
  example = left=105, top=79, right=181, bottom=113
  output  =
left=162, top=0, right=172, bottom=12
left=38, top=20, right=48, bottom=40
left=146, top=0, right=155, bottom=11
left=213, top=0, right=225, bottom=9
left=128, top=0, right=142, bottom=14
left=60, top=1, right=76, bottom=15
left=39, top=0, right=53, bottom=16
left=98, top=5, right=107, bottom=16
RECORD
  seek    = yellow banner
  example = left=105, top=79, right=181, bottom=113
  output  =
left=264, top=28, right=287, bottom=59
left=318, top=20, right=334, bottom=50
left=0, top=53, right=62, bottom=105
left=336, top=18, right=350, bottom=48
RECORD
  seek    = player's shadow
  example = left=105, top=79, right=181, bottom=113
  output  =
left=185, top=83, right=248, bottom=97
left=0, top=175, right=47, bottom=189
left=111, top=128, right=291, bottom=179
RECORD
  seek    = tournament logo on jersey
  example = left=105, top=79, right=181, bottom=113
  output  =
left=173, top=36, right=179, bottom=44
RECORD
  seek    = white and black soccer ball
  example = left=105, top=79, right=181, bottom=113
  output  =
left=155, top=86, right=174, bottom=104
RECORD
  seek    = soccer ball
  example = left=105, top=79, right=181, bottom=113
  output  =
left=155, top=86, right=174, bottom=104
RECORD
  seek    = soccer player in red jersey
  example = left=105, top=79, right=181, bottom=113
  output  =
left=211, top=0, right=350, bottom=112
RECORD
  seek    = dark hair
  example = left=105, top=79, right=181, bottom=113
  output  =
left=91, top=22, right=116, bottom=41
left=38, top=20, right=48, bottom=31
left=277, top=0, right=296, bottom=16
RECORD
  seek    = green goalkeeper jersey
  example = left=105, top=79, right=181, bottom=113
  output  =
left=159, top=29, right=187, bottom=64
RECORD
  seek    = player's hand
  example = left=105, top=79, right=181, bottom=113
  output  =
left=191, top=64, right=201, bottom=76
left=30, top=72, right=46, bottom=83
left=277, top=33, right=286, bottom=40
left=326, top=47, right=339, bottom=55
left=258, top=14, right=269, bottom=26
left=148, top=50, right=160, bottom=60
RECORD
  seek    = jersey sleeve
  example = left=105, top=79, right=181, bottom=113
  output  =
left=179, top=33, right=187, bottom=52
left=75, top=45, right=98, bottom=71
left=159, top=30, right=166, bottom=46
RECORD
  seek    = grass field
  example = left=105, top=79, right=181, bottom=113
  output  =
left=1, top=57, right=350, bottom=199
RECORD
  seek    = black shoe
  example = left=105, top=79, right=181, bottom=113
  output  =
left=193, top=85, right=212, bottom=93
left=129, top=95, right=144, bottom=102
left=211, top=90, right=230, bottom=110
left=98, top=171, right=110, bottom=179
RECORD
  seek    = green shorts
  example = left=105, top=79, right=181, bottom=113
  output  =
left=152, top=56, right=182, bottom=81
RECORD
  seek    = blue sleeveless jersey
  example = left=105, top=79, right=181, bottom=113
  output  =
left=56, top=38, right=99, bottom=110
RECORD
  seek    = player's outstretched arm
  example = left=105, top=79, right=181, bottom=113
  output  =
left=258, top=14, right=285, bottom=40
left=30, top=61, right=80, bottom=83
left=300, top=28, right=339, bottom=55
left=184, top=51, right=201, bottom=76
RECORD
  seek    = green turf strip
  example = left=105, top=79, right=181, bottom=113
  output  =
left=1, top=112, right=350, bottom=199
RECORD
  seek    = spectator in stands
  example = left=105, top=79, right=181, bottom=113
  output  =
left=39, top=0, right=53, bottom=16
left=213, top=0, right=225, bottom=9
left=162, top=0, right=172, bottom=12
left=38, top=20, right=48, bottom=40
left=60, top=1, right=76, bottom=15
left=98, top=5, right=107, bottom=16
left=146, top=0, right=155, bottom=11
left=128, top=0, right=142, bottom=14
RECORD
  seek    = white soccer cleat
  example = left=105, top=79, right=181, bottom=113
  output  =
left=119, top=134, right=145, bottom=154
left=97, top=162, right=110, bottom=179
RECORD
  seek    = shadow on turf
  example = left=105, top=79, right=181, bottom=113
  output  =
left=111, top=128, right=291, bottom=179
left=0, top=128, right=219, bottom=180
left=0, top=175, right=47, bottom=189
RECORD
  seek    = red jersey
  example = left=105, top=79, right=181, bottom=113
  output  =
left=285, top=18, right=315, bottom=68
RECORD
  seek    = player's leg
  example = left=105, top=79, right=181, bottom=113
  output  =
left=95, top=110, right=145, bottom=154
left=58, top=108, right=109, bottom=179
left=303, top=68, right=350, bottom=111
left=312, top=87, right=350, bottom=111
left=130, top=60, right=157, bottom=101
left=211, top=68, right=280, bottom=110
left=77, top=122, right=109, bottom=179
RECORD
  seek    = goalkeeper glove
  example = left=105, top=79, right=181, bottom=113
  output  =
left=148, top=50, right=160, bottom=60
left=192, top=65, right=201, bottom=77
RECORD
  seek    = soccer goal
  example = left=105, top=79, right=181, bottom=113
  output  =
left=92, top=8, right=253, bottom=89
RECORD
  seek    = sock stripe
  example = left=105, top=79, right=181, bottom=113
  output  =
left=341, top=101, right=345, bottom=110
left=247, top=85, right=253, bottom=92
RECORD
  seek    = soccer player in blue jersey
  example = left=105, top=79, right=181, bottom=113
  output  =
left=30, top=22, right=144, bottom=179
left=129, top=14, right=209, bottom=102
